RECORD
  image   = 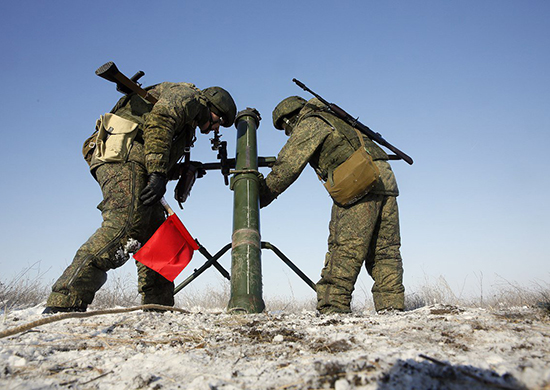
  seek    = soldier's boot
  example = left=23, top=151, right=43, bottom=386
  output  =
left=137, top=260, right=175, bottom=311
left=44, top=253, right=108, bottom=314
left=42, top=306, right=87, bottom=314
left=141, top=292, right=175, bottom=312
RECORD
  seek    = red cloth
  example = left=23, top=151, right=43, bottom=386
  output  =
left=134, top=214, right=199, bottom=282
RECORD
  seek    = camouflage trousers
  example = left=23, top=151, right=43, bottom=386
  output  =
left=316, top=194, right=404, bottom=313
left=46, top=162, right=175, bottom=309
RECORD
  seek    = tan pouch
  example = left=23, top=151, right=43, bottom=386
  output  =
left=82, top=131, right=99, bottom=166
left=94, top=113, right=139, bottom=163
left=323, top=129, right=380, bottom=206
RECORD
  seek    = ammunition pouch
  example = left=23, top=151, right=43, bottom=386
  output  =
left=82, top=131, right=98, bottom=166
left=93, top=113, right=139, bottom=163
left=322, top=129, right=380, bottom=206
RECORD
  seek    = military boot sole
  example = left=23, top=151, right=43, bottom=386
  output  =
left=42, top=306, right=87, bottom=314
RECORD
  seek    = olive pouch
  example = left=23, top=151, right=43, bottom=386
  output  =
left=323, top=129, right=380, bottom=206
left=93, top=113, right=139, bottom=163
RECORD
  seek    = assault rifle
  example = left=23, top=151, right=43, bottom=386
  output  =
left=293, top=78, right=414, bottom=165
left=95, top=61, right=158, bottom=104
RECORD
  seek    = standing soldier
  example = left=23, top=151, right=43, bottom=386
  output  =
left=43, top=82, right=237, bottom=313
left=260, top=96, right=405, bottom=314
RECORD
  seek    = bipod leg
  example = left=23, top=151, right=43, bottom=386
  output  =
left=261, top=241, right=316, bottom=291
left=174, top=241, right=231, bottom=295
left=198, top=243, right=231, bottom=280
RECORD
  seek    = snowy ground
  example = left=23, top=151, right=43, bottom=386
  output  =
left=1, top=304, right=549, bottom=389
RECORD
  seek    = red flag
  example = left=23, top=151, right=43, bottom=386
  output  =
left=134, top=214, right=199, bottom=282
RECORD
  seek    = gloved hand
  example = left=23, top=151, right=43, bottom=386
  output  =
left=140, top=172, right=167, bottom=206
left=259, top=178, right=276, bottom=208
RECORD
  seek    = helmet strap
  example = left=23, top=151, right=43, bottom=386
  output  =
left=282, top=115, right=299, bottom=136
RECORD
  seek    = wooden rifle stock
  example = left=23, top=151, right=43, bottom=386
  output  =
left=95, top=62, right=158, bottom=104
left=292, top=78, right=413, bottom=165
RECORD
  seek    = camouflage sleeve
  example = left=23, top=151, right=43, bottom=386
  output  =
left=142, top=84, right=192, bottom=175
left=261, top=117, right=331, bottom=206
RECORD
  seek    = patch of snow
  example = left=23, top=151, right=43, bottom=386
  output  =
left=0, top=304, right=548, bottom=389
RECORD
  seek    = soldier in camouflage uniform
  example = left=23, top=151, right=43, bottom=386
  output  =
left=43, top=82, right=237, bottom=313
left=260, top=96, right=404, bottom=313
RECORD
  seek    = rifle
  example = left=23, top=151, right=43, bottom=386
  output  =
left=95, top=61, right=158, bottom=104
left=293, top=78, right=413, bottom=165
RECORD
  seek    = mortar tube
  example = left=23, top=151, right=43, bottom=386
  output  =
left=227, top=108, right=265, bottom=314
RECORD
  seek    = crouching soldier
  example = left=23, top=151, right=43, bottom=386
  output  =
left=44, top=82, right=237, bottom=313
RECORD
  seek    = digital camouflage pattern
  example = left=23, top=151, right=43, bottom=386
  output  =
left=89, top=82, right=210, bottom=176
left=316, top=195, right=404, bottom=313
left=260, top=98, right=404, bottom=312
left=261, top=99, right=398, bottom=206
left=201, top=87, right=237, bottom=127
left=46, top=162, right=174, bottom=309
left=48, top=83, right=212, bottom=310
left=272, top=95, right=307, bottom=130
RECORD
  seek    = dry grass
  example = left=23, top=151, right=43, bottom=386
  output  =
left=403, top=275, right=550, bottom=313
left=2, top=268, right=549, bottom=314
left=264, top=295, right=317, bottom=312
left=175, top=281, right=317, bottom=312
left=90, top=273, right=141, bottom=309
left=0, top=264, right=50, bottom=311
left=405, top=276, right=461, bottom=310
left=484, top=277, right=550, bottom=311
left=175, top=281, right=231, bottom=310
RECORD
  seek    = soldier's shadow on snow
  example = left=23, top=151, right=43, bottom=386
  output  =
left=377, top=357, right=527, bottom=390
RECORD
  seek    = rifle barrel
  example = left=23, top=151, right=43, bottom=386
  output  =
left=353, top=122, right=413, bottom=164
left=293, top=78, right=413, bottom=165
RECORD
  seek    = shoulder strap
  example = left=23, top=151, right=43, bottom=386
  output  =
left=353, top=127, right=366, bottom=149
left=305, top=110, right=366, bottom=152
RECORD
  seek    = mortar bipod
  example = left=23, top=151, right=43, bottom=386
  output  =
left=173, top=241, right=316, bottom=295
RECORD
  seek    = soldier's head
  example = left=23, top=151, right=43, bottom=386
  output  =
left=272, top=96, right=307, bottom=136
left=200, top=87, right=237, bottom=133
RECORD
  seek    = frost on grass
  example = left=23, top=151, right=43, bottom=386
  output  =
left=1, top=273, right=549, bottom=389
left=1, top=304, right=549, bottom=389
left=0, top=266, right=49, bottom=310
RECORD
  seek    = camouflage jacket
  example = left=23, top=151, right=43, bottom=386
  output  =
left=87, top=82, right=210, bottom=176
left=262, top=99, right=399, bottom=206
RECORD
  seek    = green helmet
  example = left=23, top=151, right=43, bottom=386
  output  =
left=272, top=96, right=307, bottom=130
left=202, top=87, right=237, bottom=127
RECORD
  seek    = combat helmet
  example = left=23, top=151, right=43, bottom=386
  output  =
left=272, top=96, right=307, bottom=131
left=202, top=87, right=237, bottom=127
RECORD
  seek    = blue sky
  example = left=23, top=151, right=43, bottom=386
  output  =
left=1, top=1, right=549, bottom=304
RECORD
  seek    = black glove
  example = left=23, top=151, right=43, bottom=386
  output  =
left=259, top=179, right=276, bottom=208
left=140, top=172, right=167, bottom=206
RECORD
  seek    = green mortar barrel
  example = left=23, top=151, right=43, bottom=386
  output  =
left=227, top=108, right=266, bottom=314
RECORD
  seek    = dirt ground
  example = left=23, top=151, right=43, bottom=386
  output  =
left=1, top=304, right=549, bottom=389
